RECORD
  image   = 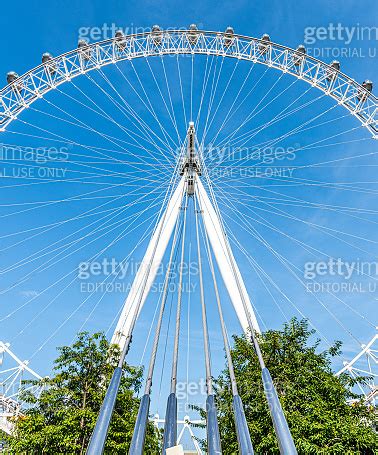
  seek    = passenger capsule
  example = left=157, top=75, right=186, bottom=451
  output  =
left=42, top=52, right=56, bottom=74
left=326, top=60, right=340, bottom=82
left=330, top=60, right=340, bottom=71
left=357, top=80, right=373, bottom=102
left=114, top=30, right=127, bottom=51
left=6, top=71, right=19, bottom=85
left=293, top=45, right=306, bottom=66
left=7, top=71, right=23, bottom=93
left=362, top=80, right=373, bottom=92
left=188, top=24, right=198, bottom=45
left=259, top=34, right=271, bottom=54
left=151, top=25, right=162, bottom=45
left=78, top=39, right=91, bottom=61
left=224, top=26, right=234, bottom=47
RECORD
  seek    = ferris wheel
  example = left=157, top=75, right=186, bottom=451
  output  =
left=0, top=26, right=377, bottom=453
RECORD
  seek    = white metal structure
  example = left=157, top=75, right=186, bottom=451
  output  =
left=196, top=177, right=260, bottom=333
left=0, top=341, right=43, bottom=435
left=153, top=415, right=203, bottom=455
left=0, top=29, right=377, bottom=136
left=111, top=177, right=187, bottom=349
left=111, top=173, right=260, bottom=352
left=336, top=333, right=378, bottom=406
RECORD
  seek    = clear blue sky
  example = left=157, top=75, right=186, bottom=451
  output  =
left=0, top=0, right=377, bottom=430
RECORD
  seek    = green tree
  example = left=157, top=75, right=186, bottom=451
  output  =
left=214, top=318, right=378, bottom=454
left=7, top=332, right=160, bottom=454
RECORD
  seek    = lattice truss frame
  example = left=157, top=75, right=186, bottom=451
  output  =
left=0, top=30, right=377, bottom=136
left=0, top=341, right=43, bottom=435
left=336, top=334, right=378, bottom=406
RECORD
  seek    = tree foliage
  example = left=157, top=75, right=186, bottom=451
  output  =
left=7, top=332, right=160, bottom=454
left=214, top=318, right=378, bottom=454
left=5, top=322, right=378, bottom=454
